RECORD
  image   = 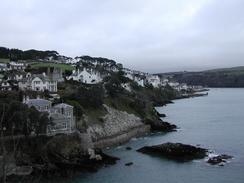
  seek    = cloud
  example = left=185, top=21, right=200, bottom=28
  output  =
left=0, top=0, right=243, bottom=72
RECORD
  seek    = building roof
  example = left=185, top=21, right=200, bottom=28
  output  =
left=53, top=103, right=73, bottom=109
left=26, top=99, right=51, bottom=107
left=19, top=73, right=56, bottom=83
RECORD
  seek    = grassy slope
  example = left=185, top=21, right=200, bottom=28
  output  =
left=30, top=62, right=75, bottom=71
left=0, top=58, right=10, bottom=63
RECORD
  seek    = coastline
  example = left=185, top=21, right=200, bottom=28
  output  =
left=93, top=90, right=209, bottom=149
left=4, top=90, right=208, bottom=182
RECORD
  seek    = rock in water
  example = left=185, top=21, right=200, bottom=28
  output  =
left=125, top=162, right=133, bottom=166
left=126, top=147, right=132, bottom=150
left=156, top=112, right=166, bottom=118
left=207, top=154, right=233, bottom=165
left=137, top=142, right=207, bottom=161
left=144, top=119, right=177, bottom=132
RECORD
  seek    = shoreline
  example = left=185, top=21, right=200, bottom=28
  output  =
left=4, top=90, right=209, bottom=182
left=95, top=90, right=210, bottom=149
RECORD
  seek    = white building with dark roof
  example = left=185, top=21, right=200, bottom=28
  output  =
left=9, top=61, right=27, bottom=70
left=146, top=74, right=161, bottom=88
left=67, top=68, right=103, bottom=84
left=18, top=73, right=58, bottom=92
left=0, top=63, right=9, bottom=71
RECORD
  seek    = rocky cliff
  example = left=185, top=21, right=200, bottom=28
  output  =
left=86, top=105, right=151, bottom=148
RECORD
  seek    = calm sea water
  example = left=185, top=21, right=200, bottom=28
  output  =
left=70, top=88, right=244, bottom=183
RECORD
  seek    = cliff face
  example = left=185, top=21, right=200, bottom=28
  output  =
left=86, top=105, right=150, bottom=148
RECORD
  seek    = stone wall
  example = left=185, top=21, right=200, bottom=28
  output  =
left=93, top=125, right=150, bottom=148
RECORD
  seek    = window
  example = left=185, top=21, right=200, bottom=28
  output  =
left=61, top=107, right=64, bottom=115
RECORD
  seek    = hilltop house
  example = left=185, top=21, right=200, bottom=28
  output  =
left=0, top=81, right=12, bottom=91
left=161, top=78, right=169, bottom=86
left=9, top=61, right=27, bottom=70
left=123, top=68, right=145, bottom=87
left=67, top=68, right=103, bottom=84
left=168, top=81, right=180, bottom=88
left=24, top=98, right=75, bottom=135
left=0, top=63, right=9, bottom=71
left=19, top=73, right=58, bottom=92
left=7, top=71, right=25, bottom=81
left=146, top=74, right=161, bottom=88
left=133, top=75, right=145, bottom=87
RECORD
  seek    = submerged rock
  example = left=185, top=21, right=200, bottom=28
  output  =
left=125, top=162, right=133, bottom=166
left=126, top=147, right=132, bottom=150
left=207, top=154, right=233, bottom=166
left=137, top=142, right=207, bottom=161
left=144, top=119, right=177, bottom=132
left=156, top=112, right=166, bottom=118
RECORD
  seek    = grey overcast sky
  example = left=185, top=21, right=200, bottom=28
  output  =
left=0, top=0, right=244, bottom=73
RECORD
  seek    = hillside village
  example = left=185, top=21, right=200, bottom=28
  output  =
left=0, top=47, right=206, bottom=137
left=0, top=47, right=209, bottom=182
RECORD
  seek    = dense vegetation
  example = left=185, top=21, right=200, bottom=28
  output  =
left=163, top=67, right=244, bottom=87
left=0, top=91, right=50, bottom=136
left=0, top=46, right=59, bottom=61
left=76, top=55, right=117, bottom=66
left=103, top=71, right=177, bottom=120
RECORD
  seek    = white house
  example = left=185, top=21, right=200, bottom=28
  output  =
left=0, top=63, right=9, bottom=71
left=0, top=81, right=12, bottom=91
left=9, top=61, right=27, bottom=70
left=123, top=68, right=146, bottom=87
left=19, top=73, right=58, bottom=92
left=146, top=74, right=161, bottom=88
left=133, top=76, right=145, bottom=87
left=67, top=68, right=103, bottom=84
left=168, top=81, right=180, bottom=88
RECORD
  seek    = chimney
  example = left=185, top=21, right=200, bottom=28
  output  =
left=23, top=95, right=30, bottom=103
left=23, top=95, right=26, bottom=103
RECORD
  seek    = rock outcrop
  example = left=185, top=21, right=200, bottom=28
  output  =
left=207, top=154, right=233, bottom=166
left=43, top=133, right=119, bottom=172
left=144, top=119, right=177, bottom=132
left=9, top=133, right=119, bottom=181
left=87, top=105, right=151, bottom=148
left=137, top=142, right=207, bottom=161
